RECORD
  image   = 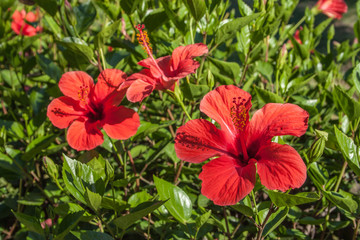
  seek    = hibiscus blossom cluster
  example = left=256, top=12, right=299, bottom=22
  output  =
left=47, top=24, right=309, bottom=206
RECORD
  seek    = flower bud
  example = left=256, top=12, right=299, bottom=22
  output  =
left=308, top=130, right=328, bottom=163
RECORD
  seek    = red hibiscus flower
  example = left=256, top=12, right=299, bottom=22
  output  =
left=174, top=85, right=309, bottom=206
left=47, top=69, right=140, bottom=151
left=316, top=0, right=347, bottom=19
left=126, top=24, right=208, bottom=102
left=11, top=9, right=42, bottom=36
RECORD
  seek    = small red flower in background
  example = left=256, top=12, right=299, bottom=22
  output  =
left=294, top=27, right=303, bottom=45
left=11, top=9, right=42, bottom=36
left=47, top=69, right=140, bottom=151
left=126, top=24, right=208, bottom=102
left=316, top=0, right=347, bottom=19
left=174, top=85, right=309, bottom=206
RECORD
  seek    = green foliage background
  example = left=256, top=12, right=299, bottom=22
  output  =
left=0, top=0, right=360, bottom=239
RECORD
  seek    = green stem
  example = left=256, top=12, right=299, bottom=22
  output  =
left=251, top=190, right=258, bottom=216
left=334, top=161, right=347, bottom=192
left=166, top=90, right=192, bottom=120
left=109, top=138, right=126, bottom=179
left=99, top=48, right=106, bottom=70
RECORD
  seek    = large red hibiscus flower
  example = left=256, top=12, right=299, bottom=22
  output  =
left=316, top=0, right=347, bottom=19
left=11, top=9, right=42, bottom=36
left=174, top=85, right=309, bottom=206
left=47, top=69, right=140, bottom=151
left=126, top=24, right=208, bottom=102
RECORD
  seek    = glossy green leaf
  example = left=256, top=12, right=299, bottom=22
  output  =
left=13, top=211, right=44, bottom=235
left=128, top=191, right=152, bottom=208
left=112, top=200, right=166, bottom=230
left=208, top=57, right=241, bottom=84
left=62, top=155, right=105, bottom=204
left=254, top=86, right=284, bottom=104
left=184, top=0, right=206, bottom=21
left=353, top=63, right=360, bottom=94
left=333, top=86, right=360, bottom=121
left=74, top=1, right=97, bottom=34
left=268, top=191, right=320, bottom=207
left=180, top=82, right=209, bottom=101
left=323, top=190, right=358, bottom=213
left=36, top=54, right=62, bottom=81
left=153, top=176, right=192, bottom=224
left=94, top=19, right=121, bottom=49
left=231, top=203, right=254, bottom=217
left=215, top=13, right=261, bottom=44
left=55, top=211, right=85, bottom=240
left=195, top=210, right=211, bottom=230
left=0, top=120, right=25, bottom=139
left=262, top=207, right=289, bottom=237
left=85, top=188, right=102, bottom=212
left=22, top=134, right=57, bottom=160
left=334, top=126, right=360, bottom=176
left=57, top=37, right=94, bottom=63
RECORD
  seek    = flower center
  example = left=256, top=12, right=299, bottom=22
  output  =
left=230, top=97, right=250, bottom=162
left=86, top=103, right=104, bottom=122
left=78, top=84, right=90, bottom=103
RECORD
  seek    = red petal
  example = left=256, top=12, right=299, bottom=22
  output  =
left=47, top=96, right=86, bottom=129
left=25, top=11, right=37, bottom=22
left=256, top=143, right=307, bottom=191
left=59, top=71, right=94, bottom=102
left=126, top=77, right=155, bottom=103
left=171, top=59, right=200, bottom=79
left=138, top=58, right=164, bottom=79
left=171, top=43, right=208, bottom=70
left=246, top=103, right=308, bottom=155
left=94, top=69, right=127, bottom=105
left=199, top=156, right=256, bottom=206
left=102, top=106, right=140, bottom=140
left=174, top=119, right=235, bottom=163
left=67, top=120, right=103, bottom=151
left=200, top=85, right=252, bottom=137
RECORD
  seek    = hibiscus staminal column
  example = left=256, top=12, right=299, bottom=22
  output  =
left=230, top=97, right=249, bottom=162
left=135, top=24, right=163, bottom=76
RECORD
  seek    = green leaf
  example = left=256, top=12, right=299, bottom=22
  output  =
left=128, top=191, right=152, bottom=208
left=254, top=86, right=284, bottom=104
left=72, top=231, right=114, bottom=240
left=215, top=13, right=261, bottom=44
left=153, top=176, right=192, bottom=224
left=159, top=0, right=186, bottom=34
left=231, top=204, right=254, bottom=217
left=74, top=1, right=97, bottom=34
left=22, top=134, right=57, bottom=160
left=333, top=86, right=360, bottom=121
left=208, top=57, right=241, bottom=84
left=12, top=211, right=44, bottom=235
left=352, top=63, right=360, bottom=94
left=62, top=154, right=105, bottom=204
left=298, top=216, right=325, bottom=225
left=94, top=19, right=121, bottom=49
left=180, top=82, right=210, bottom=101
left=85, top=188, right=102, bottom=212
left=334, top=126, right=360, bottom=176
left=184, top=0, right=206, bottom=21
left=0, top=120, right=25, bottom=139
left=195, top=210, right=211, bottom=229
left=36, top=54, right=63, bottom=81
left=255, top=61, right=273, bottom=82
left=314, top=18, right=332, bottom=36
left=57, top=37, right=94, bottom=63
left=268, top=191, right=320, bottom=207
left=34, top=0, right=57, bottom=16
left=323, top=190, right=358, bottom=213
left=262, top=207, right=289, bottom=237
left=112, top=200, right=166, bottom=230
left=55, top=211, right=85, bottom=240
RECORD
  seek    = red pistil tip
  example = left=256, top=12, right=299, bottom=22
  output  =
left=135, top=24, right=153, bottom=57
